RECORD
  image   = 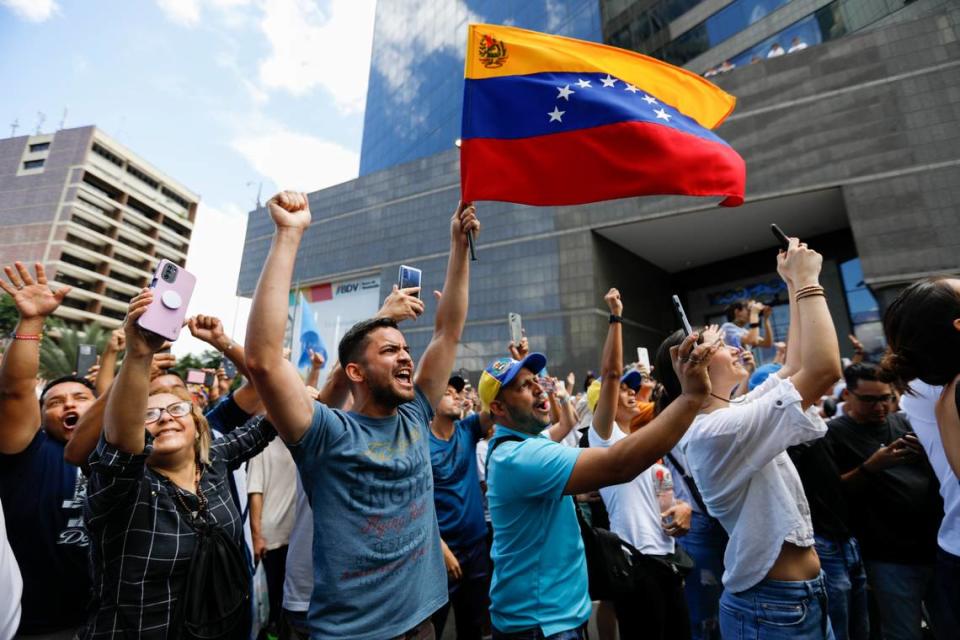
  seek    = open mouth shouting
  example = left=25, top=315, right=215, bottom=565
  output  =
left=533, top=394, right=551, bottom=415
left=62, top=411, right=80, bottom=431
left=395, top=367, right=413, bottom=389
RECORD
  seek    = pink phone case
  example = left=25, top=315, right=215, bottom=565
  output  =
left=137, top=259, right=196, bottom=341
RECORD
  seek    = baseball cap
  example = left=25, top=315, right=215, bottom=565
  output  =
left=478, top=352, right=547, bottom=411
left=448, top=375, right=466, bottom=393
left=586, top=379, right=602, bottom=413
left=621, top=369, right=643, bottom=391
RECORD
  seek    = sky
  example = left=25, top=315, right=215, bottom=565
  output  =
left=0, top=0, right=376, bottom=355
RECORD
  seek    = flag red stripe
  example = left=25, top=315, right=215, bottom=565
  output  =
left=309, top=283, right=333, bottom=302
left=461, top=120, right=745, bottom=207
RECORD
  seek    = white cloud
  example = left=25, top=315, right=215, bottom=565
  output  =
left=1, top=0, right=59, bottom=21
left=371, top=1, right=481, bottom=105
left=231, top=122, right=359, bottom=193
left=174, top=202, right=251, bottom=357
left=257, top=0, right=375, bottom=113
left=156, top=0, right=201, bottom=26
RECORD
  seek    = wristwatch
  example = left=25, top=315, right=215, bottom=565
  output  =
left=609, top=314, right=623, bottom=324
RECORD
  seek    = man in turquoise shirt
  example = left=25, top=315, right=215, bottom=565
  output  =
left=479, top=288, right=716, bottom=639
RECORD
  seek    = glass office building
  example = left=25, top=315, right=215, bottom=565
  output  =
left=241, top=0, right=960, bottom=377
left=359, top=0, right=602, bottom=176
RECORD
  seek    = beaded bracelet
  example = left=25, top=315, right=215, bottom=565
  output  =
left=13, top=334, right=41, bottom=341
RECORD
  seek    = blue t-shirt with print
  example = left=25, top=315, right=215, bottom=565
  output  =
left=0, top=430, right=91, bottom=633
left=430, top=413, right=487, bottom=549
left=487, top=426, right=591, bottom=636
left=287, top=386, right=446, bottom=639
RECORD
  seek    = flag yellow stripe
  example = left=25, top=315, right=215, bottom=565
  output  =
left=465, top=23, right=735, bottom=130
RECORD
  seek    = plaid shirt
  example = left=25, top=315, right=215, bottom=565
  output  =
left=80, top=417, right=275, bottom=639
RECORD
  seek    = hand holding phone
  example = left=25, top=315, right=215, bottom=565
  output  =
left=771, top=224, right=790, bottom=251
left=76, top=344, right=98, bottom=377
left=398, top=265, right=422, bottom=299
left=138, top=260, right=195, bottom=341
left=671, top=295, right=693, bottom=337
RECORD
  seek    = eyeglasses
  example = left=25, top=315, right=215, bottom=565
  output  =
left=145, top=401, right=192, bottom=424
left=849, top=391, right=895, bottom=405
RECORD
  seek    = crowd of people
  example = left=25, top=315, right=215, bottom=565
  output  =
left=0, top=190, right=958, bottom=640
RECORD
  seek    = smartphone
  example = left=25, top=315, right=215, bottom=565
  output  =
left=508, top=312, right=523, bottom=345
left=203, top=370, right=216, bottom=387
left=138, top=259, right=196, bottom=341
left=671, top=295, right=693, bottom=337
left=398, top=265, right=422, bottom=298
left=186, top=368, right=206, bottom=385
left=637, top=347, right=650, bottom=370
left=222, top=359, right=238, bottom=379
left=771, top=224, right=790, bottom=251
left=76, top=344, right=97, bottom=376
left=539, top=377, right=556, bottom=394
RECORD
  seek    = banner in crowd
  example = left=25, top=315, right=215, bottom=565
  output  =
left=460, top=24, right=746, bottom=207
left=289, top=276, right=381, bottom=386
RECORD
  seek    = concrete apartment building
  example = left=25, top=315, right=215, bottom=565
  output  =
left=0, top=125, right=198, bottom=328
left=238, top=0, right=960, bottom=378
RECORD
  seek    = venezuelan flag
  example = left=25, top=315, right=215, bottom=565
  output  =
left=461, top=24, right=746, bottom=207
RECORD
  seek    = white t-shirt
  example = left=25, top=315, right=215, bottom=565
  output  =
left=588, top=422, right=674, bottom=556
left=901, top=381, right=960, bottom=557
left=0, top=497, right=22, bottom=640
left=282, top=474, right=314, bottom=613
left=682, top=374, right=825, bottom=592
left=246, top=438, right=298, bottom=549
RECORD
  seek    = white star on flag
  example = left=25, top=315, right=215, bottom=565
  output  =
left=557, top=85, right=575, bottom=100
left=625, top=84, right=639, bottom=93
left=576, top=79, right=592, bottom=89
left=548, top=106, right=565, bottom=122
left=601, top=74, right=617, bottom=87
left=642, top=94, right=658, bottom=105
left=654, top=108, right=671, bottom=121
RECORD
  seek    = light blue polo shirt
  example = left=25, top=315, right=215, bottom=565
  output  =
left=487, top=425, right=591, bottom=635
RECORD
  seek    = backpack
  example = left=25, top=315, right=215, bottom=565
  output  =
left=166, top=473, right=251, bottom=640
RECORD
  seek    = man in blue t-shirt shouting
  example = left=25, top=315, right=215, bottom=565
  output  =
left=245, top=191, right=479, bottom=639
left=429, top=374, right=492, bottom=639
left=480, top=288, right=716, bottom=639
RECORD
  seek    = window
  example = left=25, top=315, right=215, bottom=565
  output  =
left=23, top=159, right=44, bottom=170
left=92, top=143, right=123, bottom=167
left=29, top=142, right=50, bottom=152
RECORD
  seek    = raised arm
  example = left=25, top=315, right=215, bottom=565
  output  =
left=591, top=289, right=625, bottom=441
left=244, top=192, right=316, bottom=444
left=414, top=202, right=479, bottom=408
left=545, top=379, right=576, bottom=442
left=0, top=262, right=71, bottom=454
left=779, top=238, right=842, bottom=407
left=187, top=314, right=261, bottom=414
left=104, top=290, right=168, bottom=453
left=564, top=335, right=717, bottom=495
left=96, top=328, right=124, bottom=396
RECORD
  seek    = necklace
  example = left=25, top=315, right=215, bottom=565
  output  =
left=709, top=393, right=731, bottom=404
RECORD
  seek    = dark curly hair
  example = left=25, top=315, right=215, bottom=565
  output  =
left=880, top=277, right=960, bottom=390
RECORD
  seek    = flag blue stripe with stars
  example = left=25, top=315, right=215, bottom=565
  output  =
left=462, top=71, right=729, bottom=146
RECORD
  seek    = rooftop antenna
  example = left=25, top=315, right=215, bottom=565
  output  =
left=245, top=181, right=263, bottom=208
left=58, top=108, right=68, bottom=130
left=35, top=112, right=46, bottom=135
left=9, top=119, right=18, bottom=138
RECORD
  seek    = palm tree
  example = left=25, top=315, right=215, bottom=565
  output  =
left=39, top=318, right=109, bottom=379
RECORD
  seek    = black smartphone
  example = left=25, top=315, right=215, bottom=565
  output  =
left=76, top=344, right=97, bottom=376
left=671, top=295, right=693, bottom=337
left=222, top=359, right=239, bottom=379
left=398, top=265, right=422, bottom=299
left=204, top=370, right=216, bottom=388
left=771, top=224, right=790, bottom=251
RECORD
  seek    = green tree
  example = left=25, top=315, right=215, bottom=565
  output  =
left=38, top=318, right=110, bottom=379
left=170, top=349, right=222, bottom=379
left=0, top=294, right=18, bottom=338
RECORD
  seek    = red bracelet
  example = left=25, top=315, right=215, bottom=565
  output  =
left=13, top=334, right=41, bottom=341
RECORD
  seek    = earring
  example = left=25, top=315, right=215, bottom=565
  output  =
left=195, top=432, right=200, bottom=441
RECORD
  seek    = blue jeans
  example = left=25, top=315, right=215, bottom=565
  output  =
left=814, top=536, right=868, bottom=640
left=719, top=573, right=835, bottom=639
left=863, top=560, right=944, bottom=640
left=677, top=511, right=727, bottom=640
